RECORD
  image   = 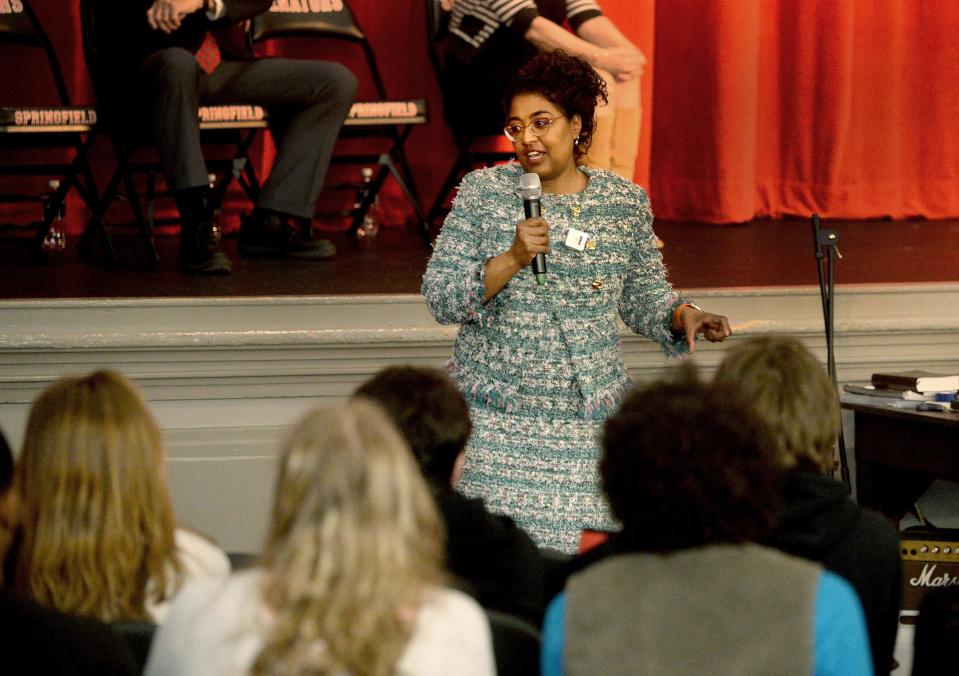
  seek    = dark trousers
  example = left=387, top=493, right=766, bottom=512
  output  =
left=139, top=49, right=357, bottom=219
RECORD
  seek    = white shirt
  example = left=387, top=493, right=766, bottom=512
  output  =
left=145, top=528, right=231, bottom=624
left=144, top=569, right=496, bottom=676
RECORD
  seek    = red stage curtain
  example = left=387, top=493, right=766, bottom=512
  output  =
left=649, top=0, right=959, bottom=223
left=3, top=1, right=957, bottom=232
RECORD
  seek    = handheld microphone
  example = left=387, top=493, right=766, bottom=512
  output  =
left=517, top=172, right=546, bottom=285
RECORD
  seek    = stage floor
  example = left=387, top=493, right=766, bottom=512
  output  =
left=1, top=217, right=958, bottom=299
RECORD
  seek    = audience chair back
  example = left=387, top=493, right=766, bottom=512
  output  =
left=111, top=620, right=157, bottom=673
left=911, top=581, right=959, bottom=675
left=486, top=608, right=540, bottom=676
left=227, top=551, right=258, bottom=571
left=0, top=0, right=100, bottom=257
left=423, top=0, right=514, bottom=231
left=251, top=0, right=430, bottom=241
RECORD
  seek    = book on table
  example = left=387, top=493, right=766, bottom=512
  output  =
left=870, top=370, right=959, bottom=393
left=843, top=384, right=938, bottom=400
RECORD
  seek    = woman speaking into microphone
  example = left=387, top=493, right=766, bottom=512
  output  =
left=422, top=51, right=730, bottom=553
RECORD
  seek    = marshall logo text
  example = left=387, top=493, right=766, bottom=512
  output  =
left=909, top=563, right=959, bottom=588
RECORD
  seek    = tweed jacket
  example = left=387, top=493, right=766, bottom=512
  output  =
left=422, top=163, right=688, bottom=419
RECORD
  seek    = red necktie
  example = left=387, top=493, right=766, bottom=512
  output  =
left=195, top=32, right=221, bottom=75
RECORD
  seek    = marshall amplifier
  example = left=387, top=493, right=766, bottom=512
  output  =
left=895, top=529, right=959, bottom=673
left=901, top=528, right=959, bottom=616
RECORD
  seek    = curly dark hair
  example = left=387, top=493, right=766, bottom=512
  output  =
left=600, top=368, right=784, bottom=552
left=354, top=366, right=471, bottom=489
left=504, top=50, right=609, bottom=160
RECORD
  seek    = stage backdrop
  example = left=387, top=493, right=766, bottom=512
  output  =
left=0, top=0, right=956, bottom=232
left=650, top=0, right=959, bottom=222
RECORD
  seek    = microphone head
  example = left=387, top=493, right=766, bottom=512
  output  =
left=517, top=172, right=542, bottom=200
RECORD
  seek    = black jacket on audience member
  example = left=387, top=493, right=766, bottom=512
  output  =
left=435, top=488, right=545, bottom=625
left=0, top=591, right=138, bottom=676
left=761, top=471, right=902, bottom=676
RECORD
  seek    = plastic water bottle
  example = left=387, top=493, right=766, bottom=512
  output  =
left=356, top=167, right=379, bottom=238
left=41, top=179, right=67, bottom=251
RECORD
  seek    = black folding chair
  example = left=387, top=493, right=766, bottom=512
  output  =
left=251, top=0, right=430, bottom=242
left=111, top=620, right=157, bottom=674
left=0, top=0, right=100, bottom=258
left=424, top=0, right=515, bottom=231
left=486, top=609, right=541, bottom=676
left=78, top=0, right=264, bottom=266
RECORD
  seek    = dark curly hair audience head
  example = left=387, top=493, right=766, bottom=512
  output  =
left=504, top=50, right=609, bottom=160
left=354, top=366, right=472, bottom=489
left=601, top=367, right=784, bottom=553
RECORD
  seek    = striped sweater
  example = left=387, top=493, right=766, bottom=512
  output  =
left=447, top=0, right=603, bottom=63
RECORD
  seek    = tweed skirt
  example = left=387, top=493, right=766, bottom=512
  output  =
left=457, top=403, right=617, bottom=554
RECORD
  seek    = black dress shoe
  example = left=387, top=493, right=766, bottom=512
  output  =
left=175, top=186, right=232, bottom=275
left=239, top=209, right=335, bottom=260
left=177, top=247, right=232, bottom=275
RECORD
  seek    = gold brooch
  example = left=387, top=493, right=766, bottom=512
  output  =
left=570, top=206, right=581, bottom=219
left=585, top=239, right=597, bottom=251
left=591, top=279, right=603, bottom=290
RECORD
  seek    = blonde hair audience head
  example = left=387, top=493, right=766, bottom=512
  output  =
left=713, top=335, right=840, bottom=473
left=15, top=370, right=181, bottom=621
left=253, top=398, right=446, bottom=676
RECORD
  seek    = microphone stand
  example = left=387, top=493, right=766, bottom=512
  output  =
left=811, top=214, right=850, bottom=492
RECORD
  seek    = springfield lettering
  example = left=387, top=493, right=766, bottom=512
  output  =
left=198, top=105, right=266, bottom=122
left=349, top=101, right=418, bottom=120
left=0, top=1, right=25, bottom=15
left=14, top=108, right=97, bottom=126
left=909, top=564, right=959, bottom=588
left=270, top=0, right=344, bottom=12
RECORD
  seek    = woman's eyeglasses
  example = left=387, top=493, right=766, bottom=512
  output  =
left=503, top=115, right=561, bottom=142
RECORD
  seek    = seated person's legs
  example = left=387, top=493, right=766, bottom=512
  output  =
left=583, top=69, right=641, bottom=183
left=582, top=66, right=616, bottom=173
left=137, top=52, right=357, bottom=273
left=139, top=48, right=231, bottom=275
left=609, top=77, right=641, bottom=181
left=201, top=58, right=357, bottom=260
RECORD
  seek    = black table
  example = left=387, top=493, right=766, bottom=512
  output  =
left=842, top=394, right=959, bottom=522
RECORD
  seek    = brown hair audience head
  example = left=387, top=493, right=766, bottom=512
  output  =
left=713, top=335, right=840, bottom=473
left=15, top=370, right=182, bottom=621
left=354, top=365, right=472, bottom=489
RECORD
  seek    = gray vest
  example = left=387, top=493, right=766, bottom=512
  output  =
left=565, top=544, right=821, bottom=676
